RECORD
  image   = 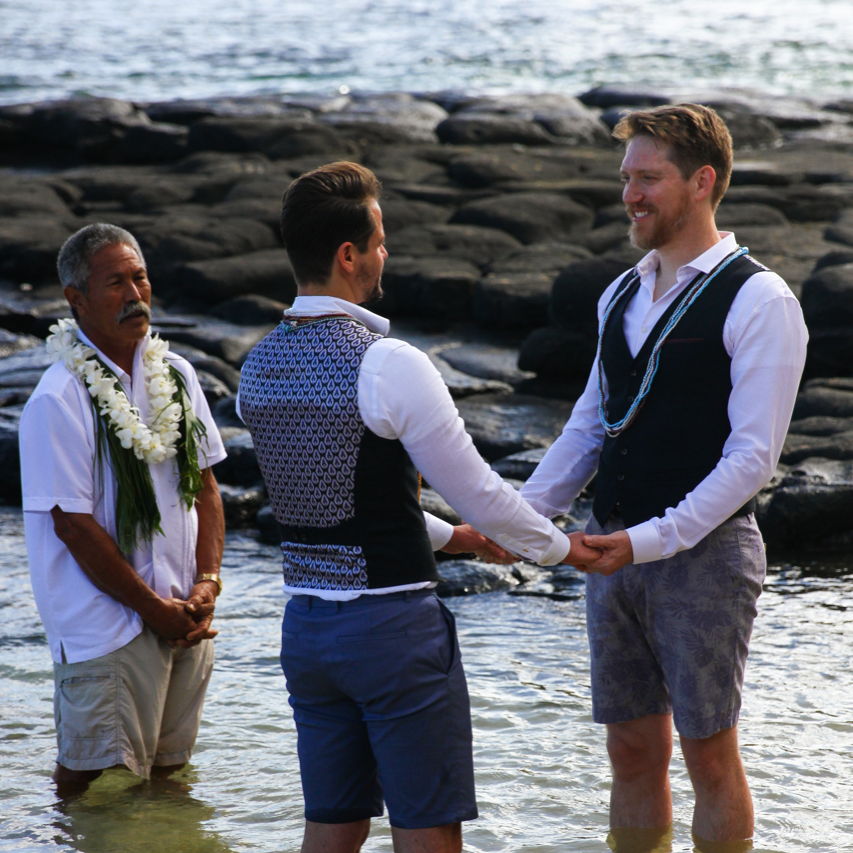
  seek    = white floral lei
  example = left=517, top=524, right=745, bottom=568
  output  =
left=46, top=317, right=183, bottom=465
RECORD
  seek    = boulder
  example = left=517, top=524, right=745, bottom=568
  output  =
left=473, top=271, right=553, bottom=330
left=419, top=487, right=460, bottom=526
left=446, top=148, right=590, bottom=188
left=319, top=93, right=447, bottom=144
left=378, top=198, right=450, bottom=234
left=214, top=428, right=263, bottom=487
left=427, top=350, right=512, bottom=399
left=0, top=407, right=23, bottom=504
left=800, top=263, right=853, bottom=377
left=780, top=430, right=853, bottom=465
left=793, top=379, right=853, bottom=419
left=437, top=114, right=558, bottom=146
left=218, top=483, right=266, bottom=528
left=175, top=248, right=295, bottom=304
left=0, top=218, right=79, bottom=285
left=435, top=559, right=522, bottom=596
left=387, top=223, right=521, bottom=268
left=210, top=294, right=288, bottom=326
left=151, top=316, right=273, bottom=365
left=455, top=392, right=573, bottom=461
left=490, top=447, right=548, bottom=481
left=517, top=325, right=596, bottom=381
left=438, top=342, right=536, bottom=386
left=450, top=192, right=594, bottom=244
left=380, top=255, right=482, bottom=325
left=759, top=458, right=853, bottom=550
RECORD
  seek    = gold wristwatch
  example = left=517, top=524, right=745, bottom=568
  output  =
left=194, top=573, right=223, bottom=596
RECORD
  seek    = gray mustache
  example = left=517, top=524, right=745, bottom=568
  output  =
left=117, top=301, right=151, bottom=322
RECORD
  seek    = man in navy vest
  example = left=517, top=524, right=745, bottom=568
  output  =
left=521, top=105, right=808, bottom=849
left=238, top=161, right=600, bottom=853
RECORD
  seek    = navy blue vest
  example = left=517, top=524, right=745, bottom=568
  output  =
left=593, top=252, right=765, bottom=527
left=239, top=317, right=438, bottom=591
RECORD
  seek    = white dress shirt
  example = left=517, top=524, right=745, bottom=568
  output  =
left=238, top=295, right=570, bottom=598
left=21, top=330, right=227, bottom=664
left=521, top=233, right=808, bottom=564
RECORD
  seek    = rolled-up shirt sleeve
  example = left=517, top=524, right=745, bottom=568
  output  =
left=359, top=338, right=570, bottom=566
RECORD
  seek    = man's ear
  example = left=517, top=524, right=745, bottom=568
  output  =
left=693, top=165, right=717, bottom=202
left=64, top=285, right=85, bottom=316
left=335, top=241, right=357, bottom=275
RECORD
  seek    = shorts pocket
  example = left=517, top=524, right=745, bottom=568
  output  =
left=57, top=671, right=116, bottom=739
left=436, top=599, right=461, bottom=675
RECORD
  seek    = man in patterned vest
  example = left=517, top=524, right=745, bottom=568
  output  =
left=238, top=161, right=599, bottom=853
left=521, top=105, right=808, bottom=849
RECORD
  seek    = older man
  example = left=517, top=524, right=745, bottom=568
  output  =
left=20, top=223, right=227, bottom=797
left=521, top=105, right=808, bottom=848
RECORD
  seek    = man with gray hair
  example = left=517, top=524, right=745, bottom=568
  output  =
left=20, top=223, right=227, bottom=797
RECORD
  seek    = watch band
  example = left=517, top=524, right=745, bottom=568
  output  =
left=194, top=573, right=222, bottom=596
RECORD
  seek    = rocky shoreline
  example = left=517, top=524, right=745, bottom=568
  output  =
left=2, top=85, right=852, bottom=593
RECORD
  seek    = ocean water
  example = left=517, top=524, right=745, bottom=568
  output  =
left=0, top=0, right=851, bottom=106
left=1, top=507, right=852, bottom=853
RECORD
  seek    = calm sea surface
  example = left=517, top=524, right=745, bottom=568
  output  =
left=1, top=507, right=851, bottom=852
left=0, top=0, right=851, bottom=105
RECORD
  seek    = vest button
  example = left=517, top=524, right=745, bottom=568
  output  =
left=620, top=448, right=628, bottom=456
left=630, top=370, right=637, bottom=377
left=617, top=474, right=625, bottom=481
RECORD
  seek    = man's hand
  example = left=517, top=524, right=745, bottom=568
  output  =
left=562, top=531, right=603, bottom=569
left=138, top=596, right=203, bottom=642
left=441, top=523, right=518, bottom=564
left=176, top=582, right=220, bottom=647
left=581, top=530, right=634, bottom=575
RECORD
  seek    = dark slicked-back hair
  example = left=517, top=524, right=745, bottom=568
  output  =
left=613, top=104, right=733, bottom=209
left=281, top=161, right=382, bottom=286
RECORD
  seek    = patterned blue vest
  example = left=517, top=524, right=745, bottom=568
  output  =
left=239, top=317, right=438, bottom=591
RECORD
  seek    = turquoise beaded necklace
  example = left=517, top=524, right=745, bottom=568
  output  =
left=597, top=245, right=749, bottom=437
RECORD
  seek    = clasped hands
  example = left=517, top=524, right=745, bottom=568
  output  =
left=443, top=523, right=633, bottom=575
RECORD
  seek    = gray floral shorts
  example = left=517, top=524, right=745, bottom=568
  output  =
left=584, top=514, right=766, bottom=740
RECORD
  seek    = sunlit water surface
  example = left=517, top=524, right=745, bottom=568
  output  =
left=1, top=506, right=851, bottom=852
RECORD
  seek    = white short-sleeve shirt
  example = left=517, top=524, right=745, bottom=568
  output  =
left=20, top=332, right=227, bottom=664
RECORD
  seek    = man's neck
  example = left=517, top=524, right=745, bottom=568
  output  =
left=653, top=222, right=721, bottom=301
left=78, top=328, right=139, bottom=376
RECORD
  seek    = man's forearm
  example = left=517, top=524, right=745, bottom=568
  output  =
left=194, top=468, right=224, bottom=577
left=50, top=506, right=198, bottom=639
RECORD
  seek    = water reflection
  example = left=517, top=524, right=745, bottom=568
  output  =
left=607, top=826, right=674, bottom=852
left=52, top=769, right=233, bottom=853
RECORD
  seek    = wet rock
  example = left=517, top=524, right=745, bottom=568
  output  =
left=167, top=342, right=241, bottom=392
left=0, top=345, right=53, bottom=398
left=319, top=93, right=447, bottom=144
left=455, top=392, right=573, bottom=460
left=0, top=218, right=79, bottom=285
left=793, top=379, right=853, bottom=419
left=509, top=564, right=584, bottom=600
left=151, top=316, right=273, bottom=365
left=437, top=114, right=558, bottom=146
left=176, top=248, right=295, bottom=304
left=473, top=271, right=553, bottom=330
left=0, top=330, right=41, bottom=360
left=517, top=326, right=594, bottom=380
left=435, top=559, right=522, bottom=596
left=800, top=263, right=853, bottom=377
left=210, top=294, right=288, bottom=326
left=219, top=483, right=266, bottom=528
left=760, top=457, right=853, bottom=550
left=379, top=197, right=450, bottom=234
left=214, top=428, right=262, bottom=487
left=490, top=447, right=548, bottom=481
left=380, top=255, right=482, bottom=325
left=0, top=407, right=23, bottom=503
left=427, top=349, right=512, bottom=398
left=450, top=192, right=594, bottom=244
left=438, top=342, right=536, bottom=386
left=419, top=487, right=460, bottom=526
left=446, top=147, right=590, bottom=188
left=387, top=223, right=521, bottom=269
left=780, top=430, right=853, bottom=465
left=488, top=241, right=592, bottom=275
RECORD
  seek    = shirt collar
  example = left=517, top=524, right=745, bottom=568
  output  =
left=284, top=295, right=391, bottom=337
left=635, top=232, right=738, bottom=290
left=75, top=327, right=145, bottom=383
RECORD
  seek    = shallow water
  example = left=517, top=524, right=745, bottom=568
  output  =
left=1, top=0, right=852, bottom=105
left=1, top=505, right=851, bottom=852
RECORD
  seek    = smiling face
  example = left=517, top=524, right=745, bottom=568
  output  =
left=65, top=242, right=152, bottom=365
left=352, top=200, right=388, bottom=304
left=620, top=134, right=695, bottom=252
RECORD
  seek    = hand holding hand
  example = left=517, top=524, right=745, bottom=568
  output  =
left=175, top=582, right=220, bottom=647
left=580, top=530, right=634, bottom=576
left=442, top=523, right=518, bottom=564
left=562, top=531, right=603, bottom=569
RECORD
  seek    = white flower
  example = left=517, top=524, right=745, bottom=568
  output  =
left=45, top=319, right=185, bottom=465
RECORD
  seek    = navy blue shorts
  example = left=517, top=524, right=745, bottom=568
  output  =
left=280, top=590, right=478, bottom=829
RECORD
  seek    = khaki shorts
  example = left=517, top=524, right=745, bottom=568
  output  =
left=53, top=627, right=214, bottom=778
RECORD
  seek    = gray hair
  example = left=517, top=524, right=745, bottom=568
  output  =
left=57, top=223, right=146, bottom=292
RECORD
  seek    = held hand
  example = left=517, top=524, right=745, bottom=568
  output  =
left=441, top=523, right=518, bottom=564
left=562, top=531, right=604, bottom=570
left=139, top=596, right=201, bottom=642
left=581, top=530, right=634, bottom=576
left=176, top=582, right=220, bottom=647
